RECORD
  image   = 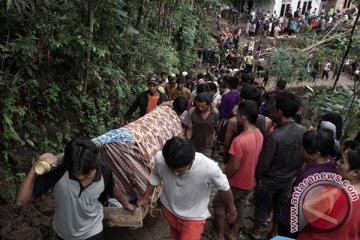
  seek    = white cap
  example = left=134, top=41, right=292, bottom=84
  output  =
left=182, top=71, right=188, bottom=77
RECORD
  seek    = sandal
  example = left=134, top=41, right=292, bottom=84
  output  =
left=243, top=228, right=261, bottom=240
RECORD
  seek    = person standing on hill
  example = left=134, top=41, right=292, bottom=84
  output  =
left=184, top=92, right=219, bottom=158
left=322, top=61, right=331, bottom=80
left=249, top=91, right=307, bottom=239
left=245, top=52, right=254, bottom=73
left=124, top=75, right=167, bottom=122
left=169, top=76, right=192, bottom=100
left=212, top=100, right=264, bottom=240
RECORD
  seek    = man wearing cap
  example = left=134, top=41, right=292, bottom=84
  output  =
left=169, top=76, right=192, bottom=101
left=124, top=75, right=167, bottom=121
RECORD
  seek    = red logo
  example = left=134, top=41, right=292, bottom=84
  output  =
left=301, top=183, right=351, bottom=231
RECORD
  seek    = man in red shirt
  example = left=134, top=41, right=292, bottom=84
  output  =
left=211, top=100, right=264, bottom=240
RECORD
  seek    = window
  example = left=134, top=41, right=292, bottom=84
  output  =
left=347, top=0, right=352, bottom=8
left=280, top=3, right=291, bottom=17
left=302, top=0, right=312, bottom=14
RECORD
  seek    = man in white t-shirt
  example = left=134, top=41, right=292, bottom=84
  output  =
left=137, top=137, right=237, bottom=240
left=322, top=61, right=331, bottom=80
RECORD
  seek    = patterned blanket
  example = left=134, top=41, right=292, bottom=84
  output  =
left=99, top=106, right=183, bottom=197
left=124, top=106, right=183, bottom=168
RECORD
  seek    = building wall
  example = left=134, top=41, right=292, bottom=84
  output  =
left=254, top=0, right=324, bottom=17
left=242, top=0, right=354, bottom=18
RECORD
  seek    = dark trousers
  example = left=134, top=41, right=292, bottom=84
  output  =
left=322, top=70, right=329, bottom=79
left=254, top=177, right=291, bottom=224
left=57, top=231, right=104, bottom=240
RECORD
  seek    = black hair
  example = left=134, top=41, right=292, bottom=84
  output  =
left=208, top=82, right=218, bottom=92
left=319, top=113, right=343, bottom=140
left=223, top=74, right=232, bottom=85
left=276, top=80, right=287, bottom=90
left=237, top=100, right=259, bottom=124
left=196, top=83, right=211, bottom=95
left=227, top=76, right=239, bottom=89
left=354, top=131, right=360, bottom=143
left=63, top=138, right=99, bottom=174
left=241, top=72, right=254, bottom=84
left=197, top=73, right=204, bottom=79
left=302, top=129, right=335, bottom=157
left=162, top=137, right=196, bottom=169
left=168, top=76, right=176, bottom=82
left=185, top=74, right=192, bottom=80
left=173, top=96, right=188, bottom=115
left=195, top=92, right=213, bottom=105
left=240, top=84, right=262, bottom=106
left=343, top=141, right=360, bottom=171
left=207, top=75, right=215, bottom=82
left=176, top=76, right=186, bottom=83
left=160, top=71, right=167, bottom=76
left=274, top=91, right=300, bottom=118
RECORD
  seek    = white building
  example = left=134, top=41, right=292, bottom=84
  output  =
left=247, top=0, right=355, bottom=17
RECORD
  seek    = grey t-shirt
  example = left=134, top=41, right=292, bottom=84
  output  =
left=33, top=163, right=114, bottom=240
left=149, top=151, right=230, bottom=220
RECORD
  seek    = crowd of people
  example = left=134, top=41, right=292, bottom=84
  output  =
left=15, top=70, right=360, bottom=240
left=14, top=5, right=360, bottom=240
left=120, top=67, right=360, bottom=239
left=205, top=6, right=360, bottom=86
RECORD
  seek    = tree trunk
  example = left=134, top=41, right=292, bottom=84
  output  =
left=84, top=0, right=95, bottom=94
left=332, top=11, right=360, bottom=91
left=136, top=0, right=144, bottom=28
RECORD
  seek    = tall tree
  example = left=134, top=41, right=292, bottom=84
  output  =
left=332, top=1, right=360, bottom=90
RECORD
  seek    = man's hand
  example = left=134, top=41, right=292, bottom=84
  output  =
left=123, top=203, right=136, bottom=212
left=118, top=116, right=127, bottom=127
left=136, top=196, right=151, bottom=208
left=37, top=153, right=58, bottom=168
left=226, top=208, right=237, bottom=224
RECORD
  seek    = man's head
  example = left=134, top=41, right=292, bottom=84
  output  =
left=220, top=69, right=226, bottom=78
left=276, top=80, right=287, bottom=91
left=196, top=83, right=210, bottom=95
left=147, top=75, right=160, bottom=95
left=236, top=100, right=259, bottom=125
left=240, top=84, right=262, bottom=106
left=63, top=139, right=99, bottom=179
left=160, top=71, right=167, bottom=81
left=173, top=96, right=188, bottom=116
left=168, top=75, right=176, bottom=87
left=274, top=91, right=300, bottom=119
left=302, top=129, right=335, bottom=161
left=176, top=76, right=186, bottom=90
left=227, top=76, right=239, bottom=90
left=162, top=137, right=196, bottom=176
left=208, top=82, right=218, bottom=96
left=195, top=92, right=212, bottom=113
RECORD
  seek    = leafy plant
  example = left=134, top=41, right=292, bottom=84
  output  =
left=302, top=85, right=360, bottom=140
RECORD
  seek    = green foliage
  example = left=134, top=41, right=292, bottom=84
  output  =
left=302, top=86, right=360, bottom=140
left=267, top=45, right=310, bottom=82
left=0, top=0, right=219, bottom=179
